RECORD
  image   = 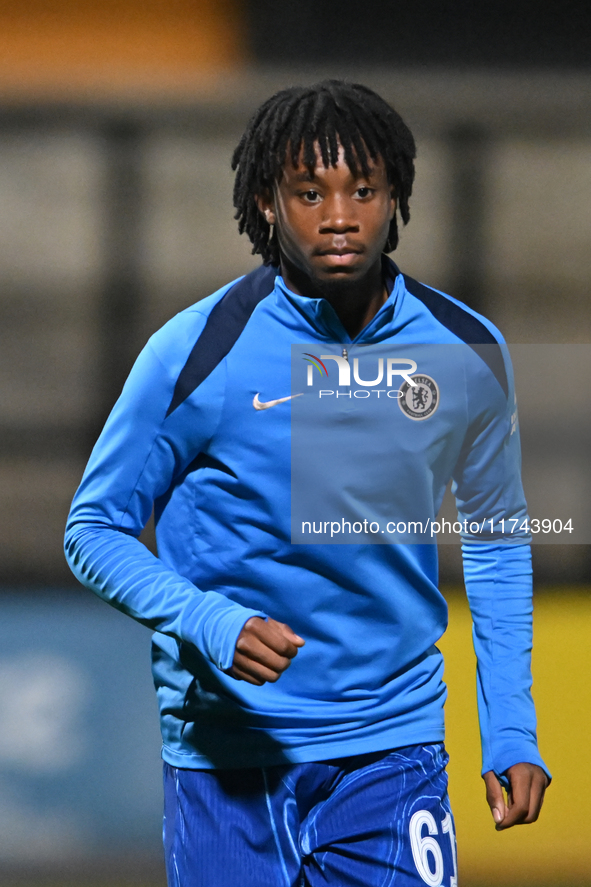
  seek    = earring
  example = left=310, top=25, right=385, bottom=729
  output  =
left=264, top=211, right=275, bottom=239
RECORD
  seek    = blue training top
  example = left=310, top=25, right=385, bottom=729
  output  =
left=65, top=259, right=548, bottom=780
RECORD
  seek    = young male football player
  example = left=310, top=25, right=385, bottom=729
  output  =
left=65, top=80, right=549, bottom=886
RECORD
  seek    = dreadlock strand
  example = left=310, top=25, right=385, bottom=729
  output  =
left=325, top=103, right=340, bottom=168
left=308, top=92, right=332, bottom=169
left=293, top=92, right=317, bottom=151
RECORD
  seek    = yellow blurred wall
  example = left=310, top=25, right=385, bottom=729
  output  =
left=0, top=0, right=246, bottom=96
left=440, top=589, right=591, bottom=885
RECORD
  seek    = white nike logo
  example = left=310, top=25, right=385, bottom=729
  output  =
left=253, top=392, right=303, bottom=411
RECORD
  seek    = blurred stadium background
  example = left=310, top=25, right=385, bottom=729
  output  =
left=0, top=1, right=590, bottom=884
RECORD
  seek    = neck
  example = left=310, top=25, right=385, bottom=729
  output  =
left=280, top=256, right=387, bottom=339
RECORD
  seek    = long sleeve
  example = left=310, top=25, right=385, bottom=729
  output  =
left=462, top=542, right=549, bottom=782
left=452, top=342, right=549, bottom=781
left=64, top=318, right=266, bottom=671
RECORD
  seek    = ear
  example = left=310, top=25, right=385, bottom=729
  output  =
left=389, top=187, right=397, bottom=220
left=255, top=192, right=276, bottom=226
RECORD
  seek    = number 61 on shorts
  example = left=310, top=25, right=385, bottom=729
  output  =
left=410, top=809, right=458, bottom=887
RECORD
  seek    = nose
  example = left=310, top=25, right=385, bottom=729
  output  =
left=318, top=194, right=359, bottom=233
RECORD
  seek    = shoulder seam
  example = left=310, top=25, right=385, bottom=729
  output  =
left=166, top=264, right=277, bottom=416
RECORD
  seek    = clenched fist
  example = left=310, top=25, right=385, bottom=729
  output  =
left=228, top=616, right=305, bottom=685
left=483, top=763, right=549, bottom=830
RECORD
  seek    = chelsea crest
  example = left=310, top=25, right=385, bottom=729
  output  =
left=398, top=375, right=439, bottom=420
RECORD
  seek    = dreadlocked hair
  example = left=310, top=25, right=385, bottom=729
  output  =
left=232, top=80, right=416, bottom=265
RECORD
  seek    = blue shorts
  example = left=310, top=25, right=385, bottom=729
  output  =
left=163, top=743, right=458, bottom=887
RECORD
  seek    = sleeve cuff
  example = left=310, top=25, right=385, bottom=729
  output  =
left=179, top=589, right=268, bottom=671
left=483, top=746, right=551, bottom=787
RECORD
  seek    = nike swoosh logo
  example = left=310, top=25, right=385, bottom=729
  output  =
left=253, top=392, right=303, bottom=411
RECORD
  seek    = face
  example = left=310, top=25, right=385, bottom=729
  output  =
left=256, top=144, right=396, bottom=288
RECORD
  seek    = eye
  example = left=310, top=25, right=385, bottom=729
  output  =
left=302, top=189, right=321, bottom=203
left=356, top=186, right=373, bottom=198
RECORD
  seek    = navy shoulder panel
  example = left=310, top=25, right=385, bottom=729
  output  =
left=403, top=274, right=509, bottom=399
left=166, top=264, right=277, bottom=416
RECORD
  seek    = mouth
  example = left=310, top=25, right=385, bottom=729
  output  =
left=316, top=246, right=363, bottom=268
left=317, top=246, right=362, bottom=256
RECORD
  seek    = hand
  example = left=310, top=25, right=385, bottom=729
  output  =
left=228, top=617, right=305, bottom=686
left=483, top=763, right=549, bottom=830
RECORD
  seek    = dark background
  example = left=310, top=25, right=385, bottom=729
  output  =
left=248, top=0, right=591, bottom=68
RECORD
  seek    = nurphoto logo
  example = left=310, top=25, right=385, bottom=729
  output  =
left=301, top=353, right=439, bottom=418
left=303, top=354, right=418, bottom=388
